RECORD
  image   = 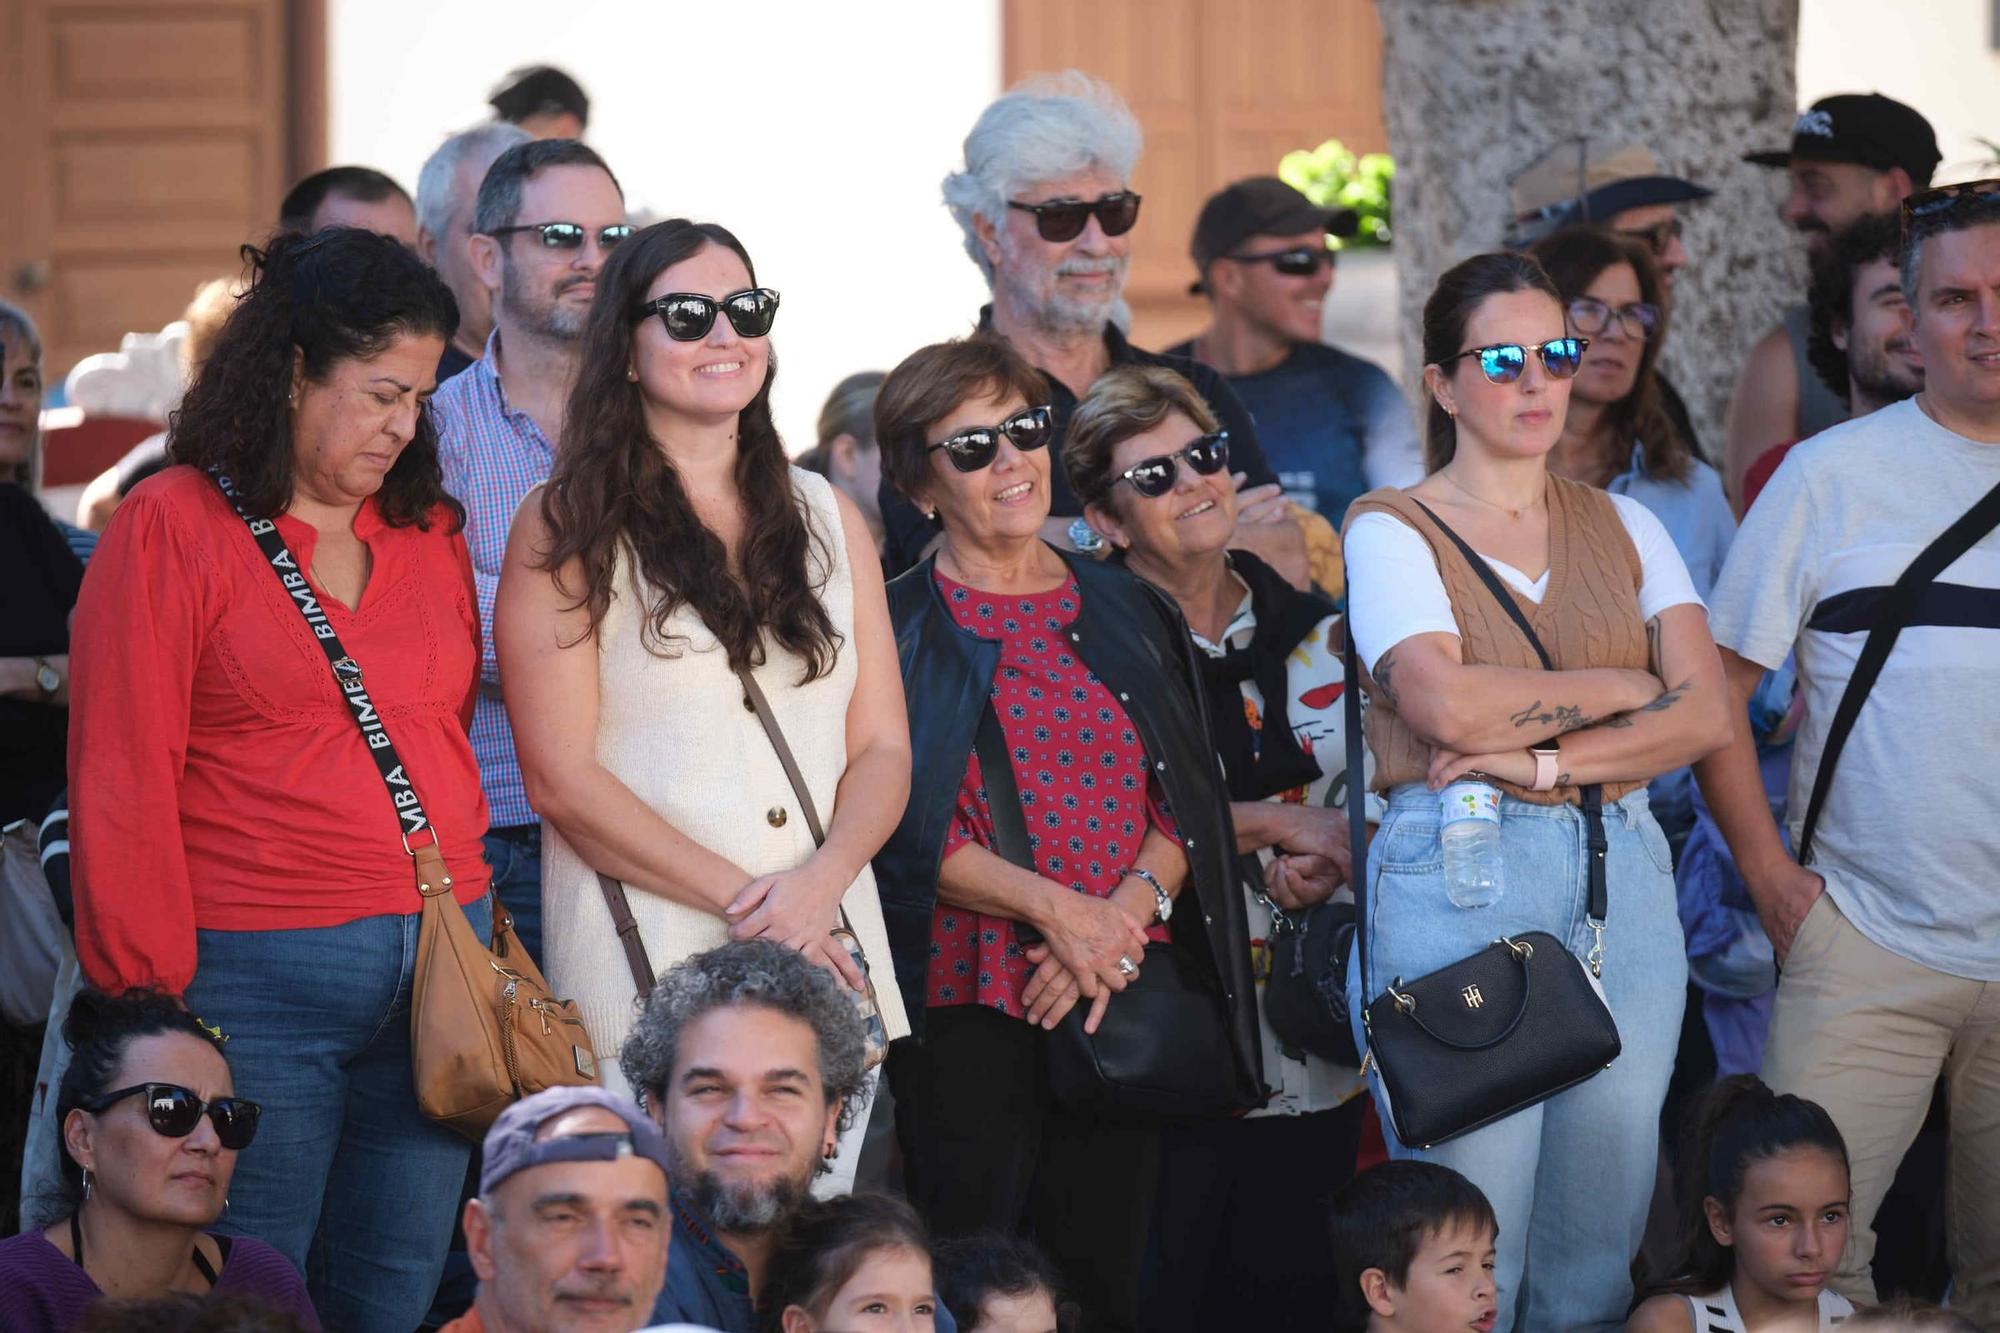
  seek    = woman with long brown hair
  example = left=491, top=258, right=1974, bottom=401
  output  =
left=495, top=221, right=911, bottom=1155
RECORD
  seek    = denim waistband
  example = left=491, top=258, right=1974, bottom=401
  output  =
left=1382, top=782, right=1653, bottom=823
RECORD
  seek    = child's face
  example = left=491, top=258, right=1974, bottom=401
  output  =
left=1707, top=1147, right=1850, bottom=1304
left=1367, top=1220, right=1498, bottom=1332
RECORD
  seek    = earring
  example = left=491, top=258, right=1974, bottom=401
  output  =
left=626, top=366, right=638, bottom=382
left=81, top=1167, right=92, bottom=1200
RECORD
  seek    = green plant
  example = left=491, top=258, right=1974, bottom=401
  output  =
left=1279, top=139, right=1394, bottom=248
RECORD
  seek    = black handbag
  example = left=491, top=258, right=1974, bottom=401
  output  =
left=974, top=703, right=1249, bottom=1121
left=1261, top=893, right=1359, bottom=1065
left=1347, top=503, right=1622, bottom=1148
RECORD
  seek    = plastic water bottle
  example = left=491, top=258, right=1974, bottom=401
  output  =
left=1439, top=779, right=1504, bottom=908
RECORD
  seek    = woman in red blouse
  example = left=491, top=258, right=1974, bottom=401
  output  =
left=869, top=338, right=1258, bottom=1333
left=67, top=229, right=487, bottom=1333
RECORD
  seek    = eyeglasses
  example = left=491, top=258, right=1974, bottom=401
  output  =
left=926, top=405, right=1052, bottom=472
left=1116, top=431, right=1231, bottom=498
left=1226, top=245, right=1333, bottom=278
left=1567, top=297, right=1659, bottom=340
left=1615, top=217, right=1683, bottom=259
left=78, top=1083, right=261, bottom=1150
left=486, top=222, right=636, bottom=251
left=1901, top=178, right=2000, bottom=238
left=634, top=288, right=781, bottom=341
left=1007, top=192, right=1143, bottom=243
left=1437, top=338, right=1589, bottom=385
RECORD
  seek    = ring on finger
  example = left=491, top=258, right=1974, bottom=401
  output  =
left=1117, top=955, right=1138, bottom=977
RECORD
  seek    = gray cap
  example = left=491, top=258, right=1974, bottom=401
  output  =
left=480, top=1086, right=672, bottom=1197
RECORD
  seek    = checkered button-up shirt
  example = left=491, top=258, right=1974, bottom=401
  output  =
left=433, top=333, right=554, bottom=829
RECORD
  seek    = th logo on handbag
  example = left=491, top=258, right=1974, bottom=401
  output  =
left=1461, top=984, right=1485, bottom=1010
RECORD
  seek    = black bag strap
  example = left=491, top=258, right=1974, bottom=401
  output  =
left=214, top=475, right=440, bottom=856
left=1796, top=474, right=2000, bottom=863
left=975, top=702, right=1036, bottom=872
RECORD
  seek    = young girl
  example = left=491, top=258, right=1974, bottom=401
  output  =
left=761, top=1193, right=939, bottom=1333
left=1628, top=1075, right=1855, bottom=1331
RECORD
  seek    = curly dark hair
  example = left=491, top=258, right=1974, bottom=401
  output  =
left=1529, top=226, right=1691, bottom=483
left=759, top=1193, right=932, bottom=1331
left=165, top=228, right=462, bottom=530
left=537, top=219, right=840, bottom=681
left=1807, top=213, right=1903, bottom=402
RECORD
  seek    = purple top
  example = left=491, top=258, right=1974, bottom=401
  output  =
left=0, top=1229, right=320, bottom=1331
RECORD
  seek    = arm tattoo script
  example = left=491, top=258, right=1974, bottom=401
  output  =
left=1596, top=679, right=1691, bottom=729
left=1509, top=699, right=1594, bottom=733
left=1372, top=648, right=1402, bottom=710
left=1646, top=616, right=1665, bottom=676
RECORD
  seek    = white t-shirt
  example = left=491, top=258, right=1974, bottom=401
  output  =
left=1707, top=397, right=2000, bottom=980
left=1345, top=491, right=1703, bottom=674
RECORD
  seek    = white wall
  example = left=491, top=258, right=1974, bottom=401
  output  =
left=1798, top=0, right=2000, bottom=185
left=328, top=0, right=1003, bottom=449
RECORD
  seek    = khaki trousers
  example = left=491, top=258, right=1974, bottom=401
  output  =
left=1762, top=893, right=2000, bottom=1321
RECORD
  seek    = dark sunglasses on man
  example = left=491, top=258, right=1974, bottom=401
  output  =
left=487, top=221, right=636, bottom=251
left=1614, top=216, right=1682, bottom=260
left=1225, top=245, right=1334, bottom=278
left=926, top=405, right=1053, bottom=473
left=634, top=287, right=781, bottom=341
left=1117, top=431, right=1231, bottom=498
left=1007, top=191, right=1142, bottom=243
left=78, top=1082, right=262, bottom=1150
left=1901, top=177, right=2000, bottom=238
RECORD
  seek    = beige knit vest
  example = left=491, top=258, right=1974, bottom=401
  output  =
left=1347, top=477, right=1648, bottom=806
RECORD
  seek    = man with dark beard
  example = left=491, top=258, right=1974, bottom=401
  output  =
left=433, top=137, right=628, bottom=966
left=1741, top=214, right=1924, bottom=509
left=622, top=940, right=871, bottom=1333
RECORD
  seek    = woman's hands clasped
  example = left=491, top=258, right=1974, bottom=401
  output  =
left=1018, top=884, right=1151, bottom=1035
left=726, top=855, right=867, bottom=991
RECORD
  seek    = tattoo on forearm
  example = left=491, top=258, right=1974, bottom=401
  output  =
left=1509, top=700, right=1594, bottom=733
left=1596, top=679, right=1692, bottom=730
left=1372, top=648, right=1402, bottom=709
left=1646, top=617, right=1664, bottom=675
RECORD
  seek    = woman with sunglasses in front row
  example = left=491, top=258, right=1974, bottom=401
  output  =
left=0, top=989, right=318, bottom=1331
left=868, top=337, right=1257, bottom=1333
left=1339, top=252, right=1733, bottom=1331
left=496, top=220, right=911, bottom=1155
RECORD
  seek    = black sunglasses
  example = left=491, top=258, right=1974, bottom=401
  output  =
left=1567, top=297, right=1659, bottom=340
left=79, top=1083, right=261, bottom=1150
left=1614, top=216, right=1683, bottom=259
left=1437, top=338, right=1589, bottom=385
left=1007, top=192, right=1142, bottom=243
left=1117, top=431, right=1231, bottom=498
left=1226, top=245, right=1333, bottom=278
left=487, top=222, right=636, bottom=251
left=926, top=405, right=1053, bottom=472
left=634, top=288, right=781, bottom=341
left=1901, top=178, right=2000, bottom=239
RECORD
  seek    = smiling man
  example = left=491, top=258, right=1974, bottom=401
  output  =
left=1696, top=184, right=2000, bottom=1320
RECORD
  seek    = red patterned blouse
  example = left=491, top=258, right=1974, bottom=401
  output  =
left=926, top=571, right=1174, bottom=1018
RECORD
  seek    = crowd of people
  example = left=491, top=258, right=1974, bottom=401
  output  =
left=2, top=57, right=1997, bottom=1333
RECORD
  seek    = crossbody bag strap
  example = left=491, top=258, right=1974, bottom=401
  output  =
left=213, top=475, right=443, bottom=864
left=974, top=701, right=1036, bottom=872
left=1406, top=499, right=1608, bottom=935
left=1796, top=474, right=2000, bottom=864
left=1344, top=620, right=1372, bottom=996
left=736, top=666, right=826, bottom=846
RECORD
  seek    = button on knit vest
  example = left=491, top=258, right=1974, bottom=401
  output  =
left=1345, top=477, right=1649, bottom=806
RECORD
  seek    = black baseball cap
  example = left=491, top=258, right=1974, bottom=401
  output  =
left=1188, top=176, right=1358, bottom=294
left=1743, top=93, right=1940, bottom=186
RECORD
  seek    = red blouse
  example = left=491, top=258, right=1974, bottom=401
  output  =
left=68, top=467, right=490, bottom=994
left=927, top=572, right=1172, bottom=1019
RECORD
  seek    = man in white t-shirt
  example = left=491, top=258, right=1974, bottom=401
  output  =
left=1697, top=187, right=2000, bottom=1317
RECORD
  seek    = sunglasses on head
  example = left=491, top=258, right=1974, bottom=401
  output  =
left=1007, top=192, right=1143, bottom=243
left=634, top=288, right=781, bottom=341
left=1437, top=338, right=1588, bottom=385
left=1615, top=216, right=1683, bottom=259
left=926, top=405, right=1052, bottom=473
left=1567, top=297, right=1659, bottom=340
left=79, top=1083, right=261, bottom=1150
left=1227, top=245, right=1334, bottom=278
left=1117, top=431, right=1231, bottom=499
left=487, top=222, right=635, bottom=251
left=1901, top=178, right=2000, bottom=239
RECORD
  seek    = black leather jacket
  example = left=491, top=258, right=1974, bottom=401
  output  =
left=873, top=547, right=1262, bottom=1101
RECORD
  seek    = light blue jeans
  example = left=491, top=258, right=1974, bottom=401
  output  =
left=1348, top=786, right=1686, bottom=1333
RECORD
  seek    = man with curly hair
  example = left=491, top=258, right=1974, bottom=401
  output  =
left=624, top=940, right=869, bottom=1333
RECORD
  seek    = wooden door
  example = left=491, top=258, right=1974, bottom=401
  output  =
left=1004, top=0, right=1388, bottom=351
left=0, top=0, right=302, bottom=383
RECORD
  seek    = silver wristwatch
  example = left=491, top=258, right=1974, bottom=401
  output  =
left=1131, top=867, right=1171, bottom=923
left=1067, top=516, right=1105, bottom=554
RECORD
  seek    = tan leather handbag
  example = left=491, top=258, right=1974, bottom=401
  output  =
left=218, top=473, right=599, bottom=1141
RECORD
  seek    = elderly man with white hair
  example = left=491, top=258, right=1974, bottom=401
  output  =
left=878, top=72, right=1312, bottom=588
left=417, top=121, right=534, bottom=382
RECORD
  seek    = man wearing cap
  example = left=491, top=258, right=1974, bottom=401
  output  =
left=1725, top=92, right=1941, bottom=503
left=1168, top=175, right=1422, bottom=535
left=1506, top=139, right=1715, bottom=454
left=443, top=1086, right=701, bottom=1333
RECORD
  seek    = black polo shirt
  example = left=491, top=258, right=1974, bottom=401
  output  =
left=879, top=309, right=1280, bottom=574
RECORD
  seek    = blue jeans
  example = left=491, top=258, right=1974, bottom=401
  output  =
left=482, top=823, right=543, bottom=969
left=1348, top=786, right=1686, bottom=1333
left=184, top=896, right=490, bottom=1333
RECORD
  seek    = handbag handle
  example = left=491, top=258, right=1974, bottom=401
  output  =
left=1388, top=941, right=1538, bottom=1050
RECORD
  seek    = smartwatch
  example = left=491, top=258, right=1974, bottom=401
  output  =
left=33, top=658, right=59, bottom=697
left=1530, top=739, right=1561, bottom=792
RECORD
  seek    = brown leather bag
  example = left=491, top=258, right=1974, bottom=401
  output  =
left=216, top=472, right=599, bottom=1141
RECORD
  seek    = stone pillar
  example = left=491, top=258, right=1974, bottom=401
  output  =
left=1376, top=0, right=1801, bottom=458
